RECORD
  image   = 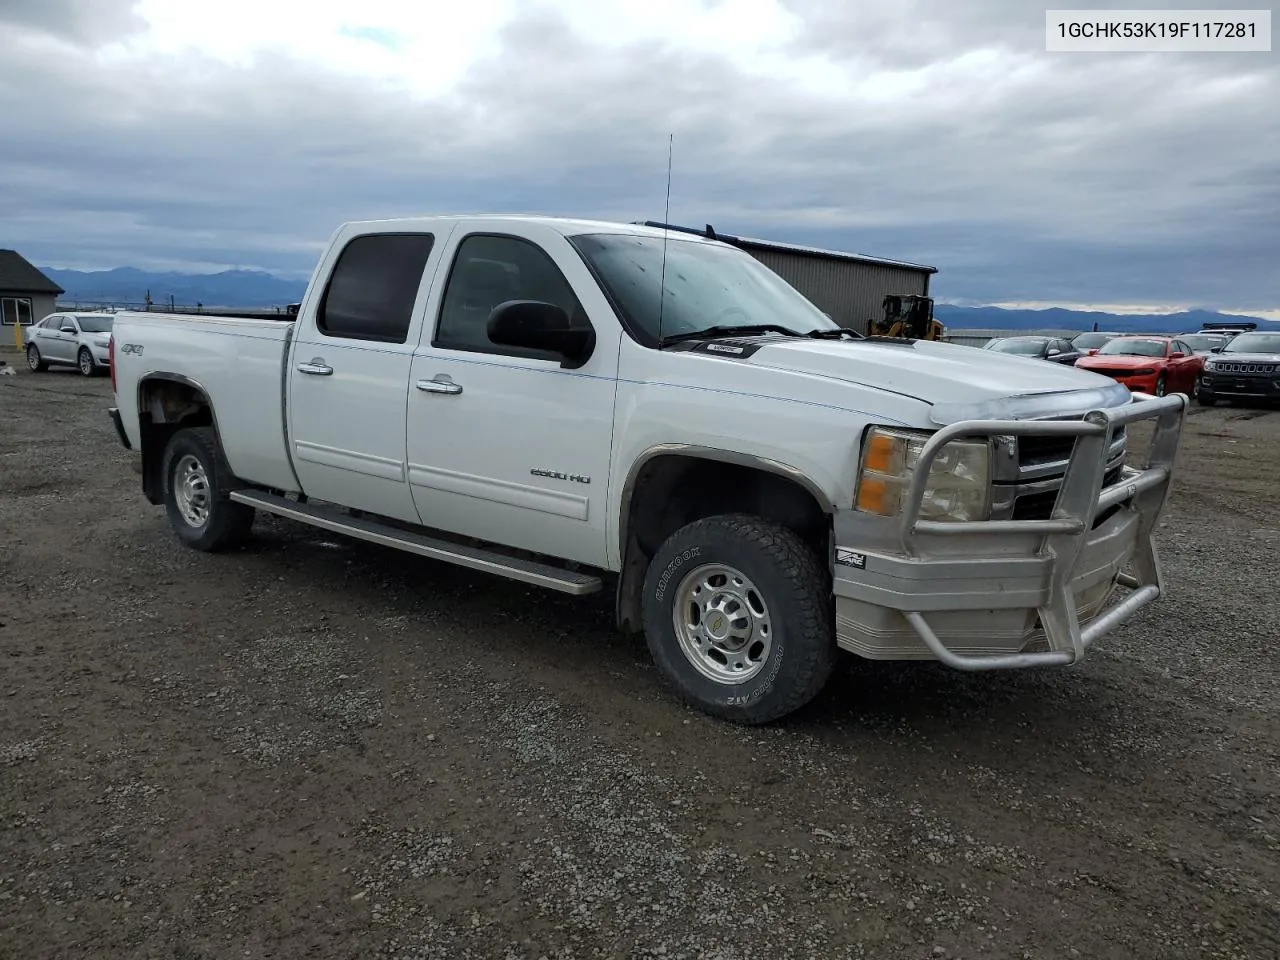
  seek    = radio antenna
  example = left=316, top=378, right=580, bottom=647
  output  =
left=657, top=133, right=673, bottom=345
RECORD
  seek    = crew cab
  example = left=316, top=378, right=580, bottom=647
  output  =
left=106, top=216, right=1188, bottom=724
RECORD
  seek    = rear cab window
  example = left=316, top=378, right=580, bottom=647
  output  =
left=316, top=233, right=436, bottom=344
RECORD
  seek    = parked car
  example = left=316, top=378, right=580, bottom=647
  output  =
left=1179, top=332, right=1232, bottom=356
left=1197, top=330, right=1280, bottom=406
left=1070, top=331, right=1120, bottom=355
left=25, top=312, right=115, bottom=376
left=982, top=335, right=1082, bottom=365
left=1073, top=335, right=1204, bottom=397
left=105, top=215, right=1188, bottom=724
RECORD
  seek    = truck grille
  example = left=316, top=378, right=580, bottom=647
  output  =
left=1008, top=419, right=1128, bottom=523
left=1213, top=361, right=1275, bottom=375
left=1012, top=464, right=1126, bottom=520
left=1016, top=425, right=1126, bottom=470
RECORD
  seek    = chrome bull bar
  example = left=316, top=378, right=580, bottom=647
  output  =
left=896, top=390, right=1187, bottom=671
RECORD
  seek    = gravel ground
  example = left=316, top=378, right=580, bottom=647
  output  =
left=2, top=365, right=1278, bottom=960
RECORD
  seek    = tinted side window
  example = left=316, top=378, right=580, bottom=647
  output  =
left=317, top=233, right=435, bottom=343
left=434, top=233, right=588, bottom=357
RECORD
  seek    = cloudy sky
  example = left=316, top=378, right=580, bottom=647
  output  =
left=1, top=0, right=1276, bottom=315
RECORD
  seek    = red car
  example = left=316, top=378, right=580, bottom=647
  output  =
left=1073, top=335, right=1204, bottom=397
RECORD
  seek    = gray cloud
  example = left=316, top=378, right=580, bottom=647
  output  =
left=0, top=1, right=1276, bottom=312
left=0, top=0, right=142, bottom=42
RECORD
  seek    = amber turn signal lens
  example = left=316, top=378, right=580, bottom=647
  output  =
left=856, top=477, right=890, bottom=515
left=862, top=432, right=897, bottom=474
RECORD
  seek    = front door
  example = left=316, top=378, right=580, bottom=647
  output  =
left=48, top=315, right=79, bottom=363
left=287, top=227, right=452, bottom=523
left=406, top=223, right=620, bottom=568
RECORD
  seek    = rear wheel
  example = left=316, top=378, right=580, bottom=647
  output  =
left=162, top=427, right=255, bottom=551
left=26, top=344, right=47, bottom=372
left=77, top=347, right=96, bottom=377
left=641, top=514, right=836, bottom=725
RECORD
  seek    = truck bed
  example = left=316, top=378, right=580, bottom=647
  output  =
left=111, top=311, right=299, bottom=492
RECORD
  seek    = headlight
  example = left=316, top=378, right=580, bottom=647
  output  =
left=1203, top=361, right=1217, bottom=371
left=854, top=427, right=991, bottom=522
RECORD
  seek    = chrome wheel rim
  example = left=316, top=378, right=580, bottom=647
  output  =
left=672, top=563, right=773, bottom=684
left=1155, top=378, right=1166, bottom=397
left=26, top=347, right=39, bottom=370
left=173, top=454, right=211, bottom=528
left=79, top=351, right=92, bottom=375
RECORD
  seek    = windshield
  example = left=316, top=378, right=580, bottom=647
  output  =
left=987, top=338, right=1047, bottom=356
left=1181, top=334, right=1226, bottom=352
left=1097, top=338, right=1167, bottom=358
left=76, top=316, right=114, bottom=333
left=1072, top=332, right=1113, bottom=349
left=1223, top=333, right=1280, bottom=354
left=567, top=232, right=839, bottom=343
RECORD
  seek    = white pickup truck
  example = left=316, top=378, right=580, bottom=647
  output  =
left=107, top=215, right=1187, bottom=724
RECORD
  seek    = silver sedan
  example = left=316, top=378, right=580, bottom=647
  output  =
left=25, top=312, right=115, bottom=376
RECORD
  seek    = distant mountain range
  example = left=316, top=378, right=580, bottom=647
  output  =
left=934, top=304, right=1275, bottom=334
left=42, top=265, right=1274, bottom=333
left=44, top=266, right=308, bottom=309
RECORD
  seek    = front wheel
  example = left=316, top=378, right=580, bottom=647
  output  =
left=161, top=427, right=255, bottom=551
left=26, top=344, right=47, bottom=372
left=77, top=347, right=96, bottom=377
left=1154, top=373, right=1167, bottom=397
left=641, top=514, right=836, bottom=725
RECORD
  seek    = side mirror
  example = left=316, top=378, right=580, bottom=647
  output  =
left=487, top=300, right=594, bottom=368
left=1047, top=348, right=1061, bottom=357
left=61, top=325, right=77, bottom=334
left=1211, top=346, right=1224, bottom=353
left=1169, top=351, right=1186, bottom=359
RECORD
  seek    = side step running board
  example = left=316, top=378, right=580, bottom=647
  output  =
left=229, top=490, right=603, bottom=596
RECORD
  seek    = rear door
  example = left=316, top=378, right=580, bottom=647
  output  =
left=286, top=225, right=454, bottom=523
left=404, top=222, right=620, bottom=567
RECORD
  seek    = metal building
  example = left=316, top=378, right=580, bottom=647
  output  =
left=639, top=222, right=937, bottom=335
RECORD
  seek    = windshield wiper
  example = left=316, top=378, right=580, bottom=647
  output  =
left=659, top=324, right=805, bottom=347
left=805, top=328, right=864, bottom=341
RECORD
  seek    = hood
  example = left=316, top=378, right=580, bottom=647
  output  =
left=1207, top=352, right=1280, bottom=366
left=1076, top=354, right=1162, bottom=370
left=740, top=336, right=1131, bottom=425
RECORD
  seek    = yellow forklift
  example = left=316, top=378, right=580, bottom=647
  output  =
left=871, top=294, right=945, bottom=341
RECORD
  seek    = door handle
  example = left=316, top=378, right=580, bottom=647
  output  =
left=416, top=375, right=462, bottom=396
left=297, top=359, right=333, bottom=376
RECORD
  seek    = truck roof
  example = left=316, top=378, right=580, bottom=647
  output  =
left=339, top=214, right=728, bottom=245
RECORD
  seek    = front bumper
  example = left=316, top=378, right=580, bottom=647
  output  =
left=1085, top=370, right=1157, bottom=393
left=1200, top=372, right=1280, bottom=400
left=832, top=392, right=1187, bottom=670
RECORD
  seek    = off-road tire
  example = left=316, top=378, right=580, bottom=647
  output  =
left=161, top=427, right=255, bottom=551
left=26, top=344, right=47, bottom=372
left=77, top=347, right=96, bottom=377
left=641, top=514, right=836, bottom=725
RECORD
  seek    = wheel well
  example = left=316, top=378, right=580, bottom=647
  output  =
left=615, top=454, right=832, bottom=633
left=137, top=378, right=216, bottom=505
